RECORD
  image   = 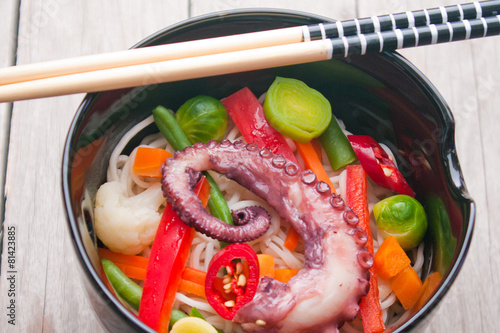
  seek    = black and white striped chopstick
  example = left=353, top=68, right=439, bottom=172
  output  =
left=325, top=14, right=500, bottom=57
left=303, top=0, right=500, bottom=41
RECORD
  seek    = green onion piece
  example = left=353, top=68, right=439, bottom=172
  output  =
left=101, top=259, right=142, bottom=311
left=318, top=117, right=357, bottom=171
left=176, top=95, right=228, bottom=143
left=152, top=105, right=233, bottom=227
left=263, top=77, right=332, bottom=143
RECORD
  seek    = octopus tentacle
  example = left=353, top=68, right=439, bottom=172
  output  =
left=161, top=139, right=372, bottom=332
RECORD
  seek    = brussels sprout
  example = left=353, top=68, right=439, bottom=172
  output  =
left=373, top=195, right=427, bottom=250
left=176, top=95, right=228, bottom=144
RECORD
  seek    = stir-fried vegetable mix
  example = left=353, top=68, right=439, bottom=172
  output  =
left=95, top=76, right=448, bottom=332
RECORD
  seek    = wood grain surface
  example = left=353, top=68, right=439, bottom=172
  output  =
left=0, top=1, right=498, bottom=332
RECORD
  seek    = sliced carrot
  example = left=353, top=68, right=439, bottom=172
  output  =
left=178, top=279, right=206, bottom=299
left=274, top=269, right=299, bottom=283
left=181, top=267, right=206, bottom=286
left=132, top=146, right=173, bottom=178
left=285, top=140, right=338, bottom=251
left=98, top=248, right=149, bottom=270
left=390, top=265, right=423, bottom=309
left=346, top=165, right=385, bottom=333
left=374, top=236, right=411, bottom=280
left=257, top=254, right=275, bottom=278
left=113, top=262, right=147, bottom=281
left=413, top=271, right=442, bottom=311
left=284, top=224, right=301, bottom=252
left=311, top=138, right=323, bottom=161
left=295, top=140, right=337, bottom=194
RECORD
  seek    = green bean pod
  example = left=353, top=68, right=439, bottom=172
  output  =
left=318, top=117, right=357, bottom=171
left=101, top=259, right=142, bottom=311
left=152, top=105, right=233, bottom=226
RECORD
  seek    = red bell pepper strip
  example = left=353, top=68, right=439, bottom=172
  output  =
left=138, top=176, right=209, bottom=333
left=348, top=135, right=415, bottom=197
left=346, top=165, right=385, bottom=333
left=221, top=87, right=299, bottom=164
left=205, top=243, right=260, bottom=320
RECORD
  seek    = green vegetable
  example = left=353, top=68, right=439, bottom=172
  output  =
left=189, top=307, right=205, bottom=319
left=424, top=195, right=457, bottom=276
left=169, top=309, right=189, bottom=328
left=373, top=195, right=428, bottom=250
left=263, top=77, right=332, bottom=143
left=318, top=117, right=357, bottom=171
left=176, top=96, right=228, bottom=143
left=152, top=106, right=233, bottom=227
left=101, top=259, right=142, bottom=311
left=170, top=308, right=223, bottom=333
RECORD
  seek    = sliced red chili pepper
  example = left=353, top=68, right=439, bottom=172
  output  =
left=205, top=243, right=259, bottom=320
left=221, top=87, right=299, bottom=164
left=348, top=135, right=415, bottom=197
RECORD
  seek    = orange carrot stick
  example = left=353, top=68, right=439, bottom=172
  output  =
left=374, top=236, right=411, bottom=280
left=286, top=140, right=338, bottom=251
left=257, top=254, right=275, bottom=278
left=178, top=279, right=206, bottom=299
left=98, top=248, right=149, bottom=270
left=113, top=262, right=147, bottom=281
left=274, top=269, right=299, bottom=283
left=132, top=146, right=173, bottom=178
left=390, top=265, right=423, bottom=310
left=413, top=271, right=442, bottom=311
left=181, top=267, right=207, bottom=286
left=346, top=165, right=385, bottom=333
left=311, top=138, right=323, bottom=161
left=295, top=140, right=337, bottom=194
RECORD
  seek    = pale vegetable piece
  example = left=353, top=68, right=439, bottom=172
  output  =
left=94, top=181, right=164, bottom=255
left=170, top=317, right=218, bottom=333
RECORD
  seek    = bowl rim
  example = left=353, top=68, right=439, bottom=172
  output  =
left=61, top=7, right=476, bottom=333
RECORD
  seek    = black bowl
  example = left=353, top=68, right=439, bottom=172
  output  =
left=62, top=9, right=475, bottom=333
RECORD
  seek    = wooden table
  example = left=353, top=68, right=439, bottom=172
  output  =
left=1, top=0, right=498, bottom=332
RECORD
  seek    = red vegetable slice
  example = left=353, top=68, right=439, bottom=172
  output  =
left=221, top=87, right=299, bottom=164
left=348, top=135, right=415, bottom=197
left=346, top=165, right=385, bottom=333
left=205, top=243, right=260, bottom=320
left=138, top=176, right=209, bottom=333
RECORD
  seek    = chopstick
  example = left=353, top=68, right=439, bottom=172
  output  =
left=2, top=0, right=497, bottom=86
left=0, top=1, right=499, bottom=102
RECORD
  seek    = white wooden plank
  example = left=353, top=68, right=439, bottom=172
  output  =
left=0, top=1, right=188, bottom=332
left=357, top=1, right=493, bottom=332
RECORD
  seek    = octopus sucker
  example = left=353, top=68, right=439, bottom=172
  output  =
left=161, top=140, right=372, bottom=332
